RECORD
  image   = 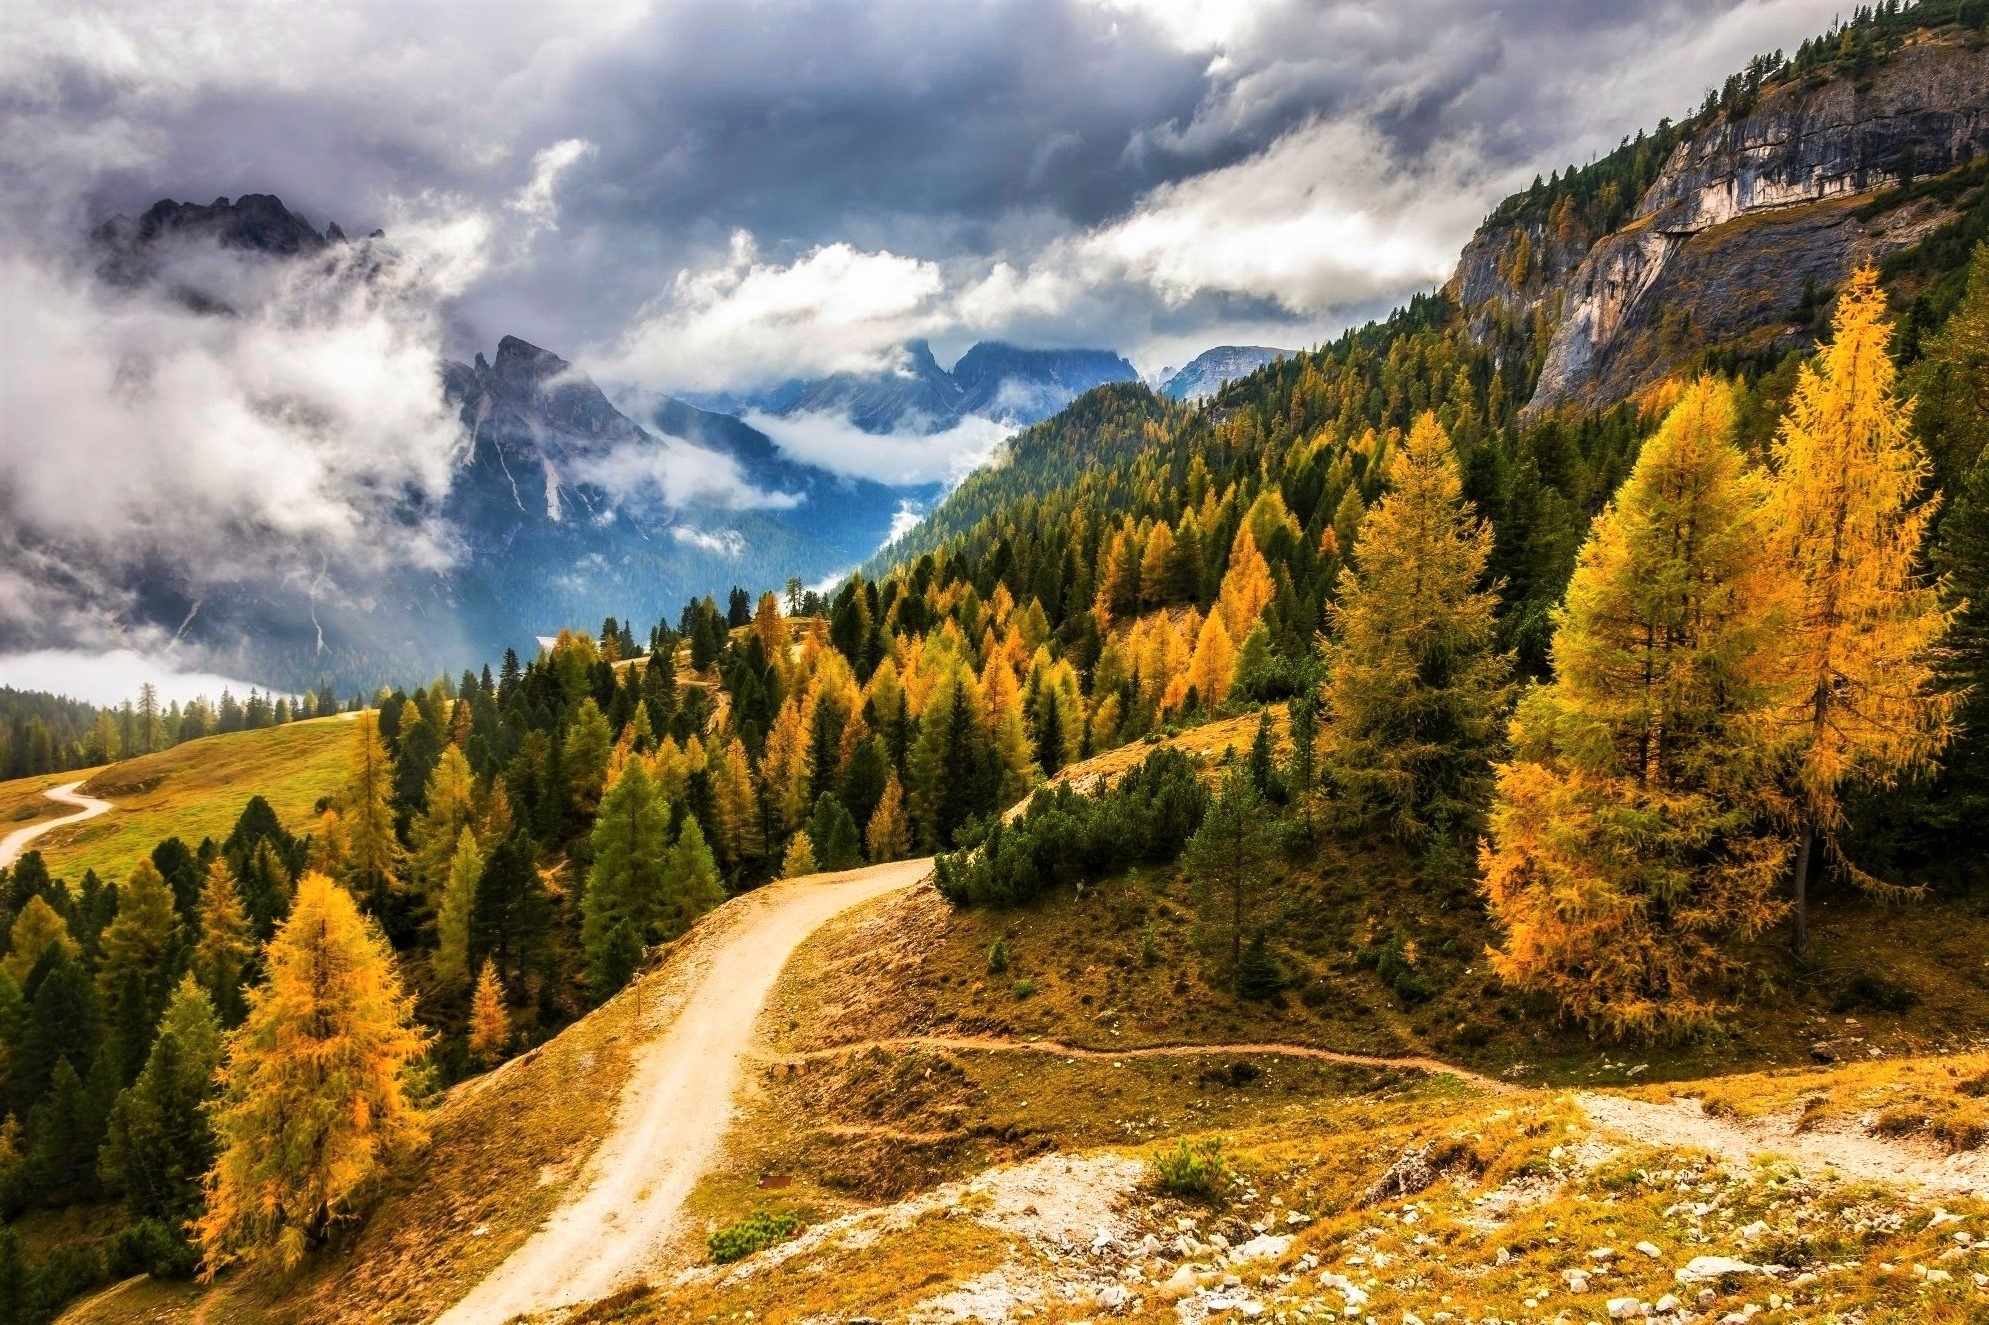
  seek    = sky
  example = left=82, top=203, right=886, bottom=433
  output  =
left=0, top=0, right=1847, bottom=697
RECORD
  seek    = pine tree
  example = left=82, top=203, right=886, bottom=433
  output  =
left=1765, top=268, right=1956, bottom=952
left=409, top=746, right=476, bottom=904
left=470, top=832, right=547, bottom=988
left=1483, top=378, right=1792, bottom=1037
left=710, top=735, right=765, bottom=867
left=908, top=667, right=994, bottom=850
left=194, top=858, right=253, bottom=1027
left=195, top=873, right=429, bottom=1274
left=13, top=950, right=97, bottom=1118
left=1319, top=411, right=1510, bottom=846
left=806, top=794, right=862, bottom=872
left=340, top=709, right=404, bottom=913
left=100, top=976, right=221, bottom=1229
left=662, top=817, right=724, bottom=936
left=866, top=772, right=913, bottom=863
left=1185, top=770, right=1272, bottom=974
left=581, top=760, right=669, bottom=1001
left=467, top=958, right=509, bottom=1068
left=98, top=858, right=177, bottom=1072
left=432, top=827, right=482, bottom=988
left=781, top=832, right=818, bottom=879
left=562, top=698, right=614, bottom=835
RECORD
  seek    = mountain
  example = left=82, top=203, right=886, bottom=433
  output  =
left=1448, top=26, right=1989, bottom=414
left=721, top=339, right=1139, bottom=432
left=29, top=199, right=930, bottom=691
left=1158, top=345, right=1291, bottom=400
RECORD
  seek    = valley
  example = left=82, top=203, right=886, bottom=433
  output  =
left=3, top=5, right=1989, bottom=1325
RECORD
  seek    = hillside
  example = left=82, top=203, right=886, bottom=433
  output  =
left=0, top=717, right=350, bottom=884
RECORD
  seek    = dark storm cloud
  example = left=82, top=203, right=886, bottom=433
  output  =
left=5, top=0, right=1843, bottom=377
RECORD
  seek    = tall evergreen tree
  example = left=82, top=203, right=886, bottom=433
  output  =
left=1319, top=411, right=1510, bottom=847
left=100, top=977, right=221, bottom=1237
left=340, top=710, right=404, bottom=915
left=432, top=828, right=483, bottom=989
left=581, top=762, right=670, bottom=1001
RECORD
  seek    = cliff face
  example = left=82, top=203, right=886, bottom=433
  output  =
left=1456, top=37, right=1989, bottom=414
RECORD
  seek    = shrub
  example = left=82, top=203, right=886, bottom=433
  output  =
left=1012, top=979, right=1037, bottom=1000
left=707, top=1209, right=801, bottom=1265
left=1152, top=1137, right=1231, bottom=1203
left=106, top=1219, right=200, bottom=1280
left=1234, top=931, right=1284, bottom=1000
left=934, top=748, right=1208, bottom=907
left=987, top=937, right=1010, bottom=974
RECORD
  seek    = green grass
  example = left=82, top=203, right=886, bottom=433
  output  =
left=0, top=717, right=353, bottom=884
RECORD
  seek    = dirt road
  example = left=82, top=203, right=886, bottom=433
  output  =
left=433, top=857, right=932, bottom=1325
left=0, top=780, right=111, bottom=867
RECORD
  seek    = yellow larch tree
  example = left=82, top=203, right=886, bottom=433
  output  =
left=780, top=831, right=818, bottom=879
left=467, top=958, right=509, bottom=1068
left=866, top=772, right=913, bottom=862
left=3, top=895, right=77, bottom=985
left=196, top=873, right=429, bottom=1274
left=409, top=745, right=475, bottom=904
left=432, top=827, right=482, bottom=988
left=1139, top=521, right=1177, bottom=607
left=194, top=858, right=254, bottom=1024
left=1185, top=610, right=1236, bottom=711
left=759, top=697, right=813, bottom=836
left=1764, top=268, right=1957, bottom=951
left=1216, top=525, right=1276, bottom=640
left=1483, top=379, right=1791, bottom=1038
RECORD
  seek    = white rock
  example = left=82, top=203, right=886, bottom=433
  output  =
left=1495, top=1246, right=1512, bottom=1266
left=1676, top=1255, right=1763, bottom=1283
left=1564, top=1270, right=1591, bottom=1293
left=1318, top=1271, right=1370, bottom=1308
left=1636, top=1241, right=1663, bottom=1258
left=1098, top=1283, right=1132, bottom=1309
left=1607, top=1297, right=1644, bottom=1319
left=1159, top=1265, right=1199, bottom=1301
left=1092, top=1226, right=1116, bottom=1251
left=1232, top=1234, right=1293, bottom=1263
left=1655, top=1293, right=1680, bottom=1313
left=1591, top=1247, right=1618, bottom=1262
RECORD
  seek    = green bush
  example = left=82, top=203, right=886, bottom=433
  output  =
left=105, top=1219, right=199, bottom=1280
left=987, top=937, right=1010, bottom=974
left=934, top=748, right=1207, bottom=907
left=707, top=1209, right=801, bottom=1265
left=1152, top=1137, right=1231, bottom=1204
left=1012, top=979, right=1037, bottom=1000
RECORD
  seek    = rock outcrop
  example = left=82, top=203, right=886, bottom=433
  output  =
left=1453, top=36, right=1989, bottom=414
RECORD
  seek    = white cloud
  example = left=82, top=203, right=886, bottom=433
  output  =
left=669, top=524, right=746, bottom=556
left=510, top=138, right=596, bottom=234
left=0, top=221, right=477, bottom=645
left=743, top=408, right=1012, bottom=487
left=572, top=435, right=804, bottom=511
left=0, top=648, right=276, bottom=708
left=593, top=231, right=950, bottom=389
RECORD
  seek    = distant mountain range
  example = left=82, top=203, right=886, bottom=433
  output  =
left=1158, top=346, right=1292, bottom=401
left=34, top=192, right=1310, bottom=692
left=694, top=339, right=1140, bottom=433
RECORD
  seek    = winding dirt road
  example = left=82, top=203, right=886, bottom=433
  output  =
left=0, top=780, right=111, bottom=868
left=433, top=856, right=932, bottom=1325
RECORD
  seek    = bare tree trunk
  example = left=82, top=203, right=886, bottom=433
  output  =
left=1791, top=823, right=1816, bottom=956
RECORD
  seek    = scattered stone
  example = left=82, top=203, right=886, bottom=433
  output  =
left=1635, top=1240, right=1662, bottom=1258
left=1677, top=1255, right=1763, bottom=1283
left=1361, top=1142, right=1443, bottom=1206
left=1607, top=1297, right=1645, bottom=1319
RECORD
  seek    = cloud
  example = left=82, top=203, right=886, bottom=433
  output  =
left=669, top=524, right=746, bottom=557
left=511, top=138, right=596, bottom=235
left=743, top=408, right=1013, bottom=487
left=0, top=648, right=276, bottom=707
left=572, top=435, right=804, bottom=511
left=595, top=231, right=950, bottom=390
left=0, top=213, right=480, bottom=655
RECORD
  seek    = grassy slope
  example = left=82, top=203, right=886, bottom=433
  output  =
left=610, top=877, right=1989, bottom=1325
left=0, top=718, right=352, bottom=884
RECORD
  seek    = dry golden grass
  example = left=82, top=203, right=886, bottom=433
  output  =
left=1648, top=1053, right=1989, bottom=1154
left=0, top=718, right=353, bottom=884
